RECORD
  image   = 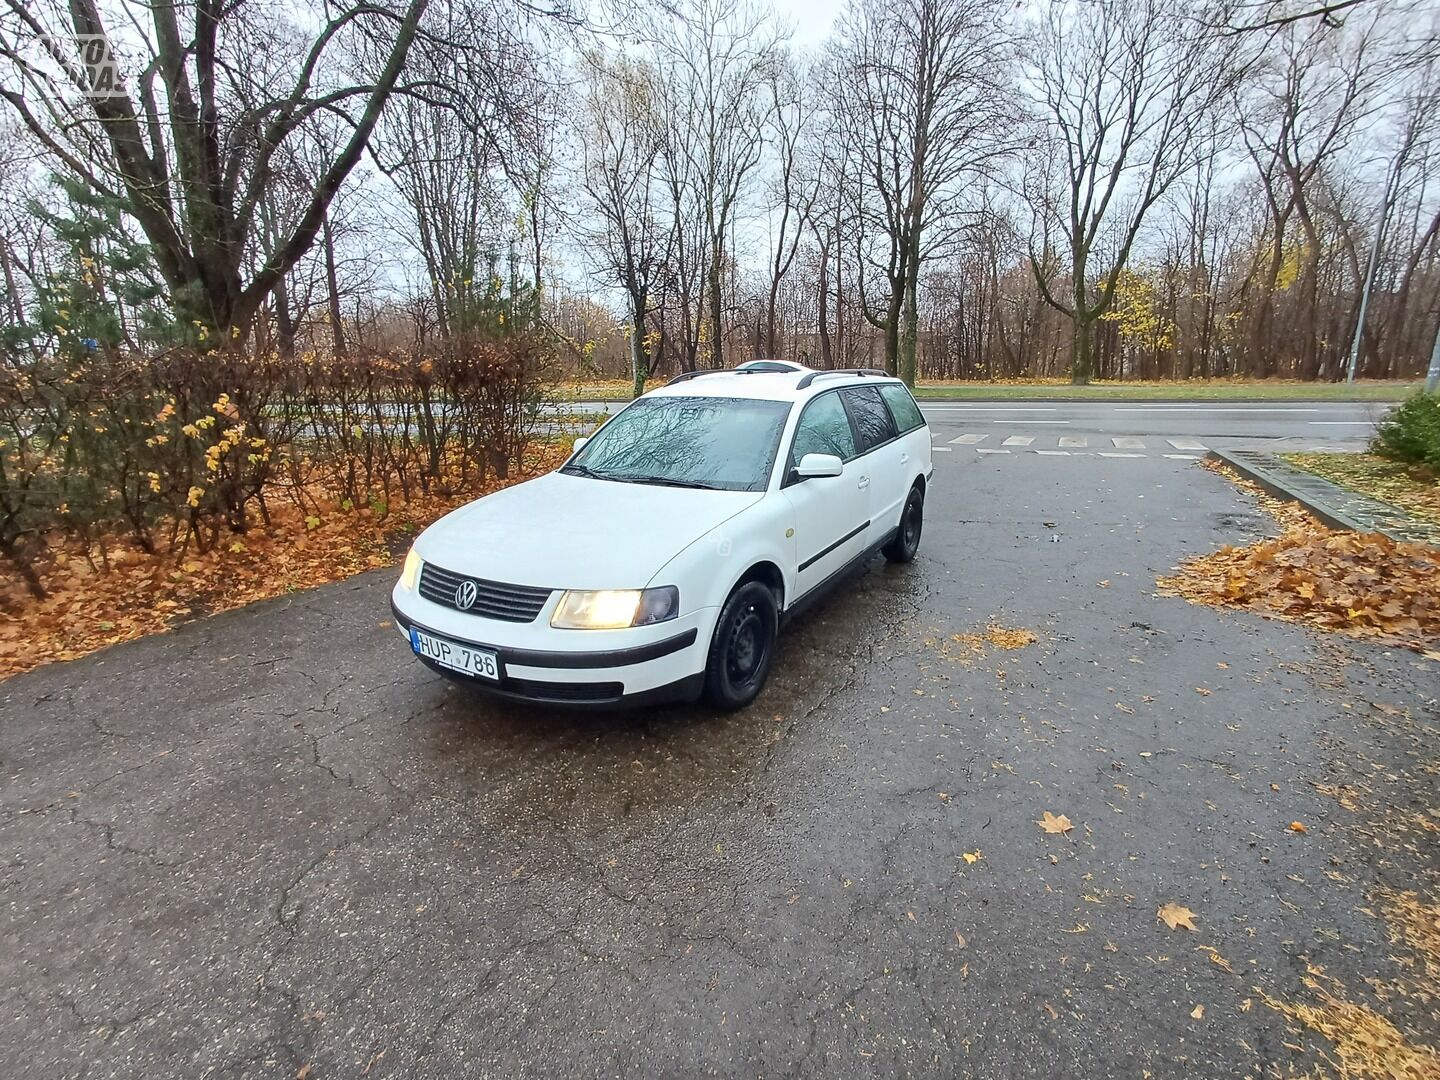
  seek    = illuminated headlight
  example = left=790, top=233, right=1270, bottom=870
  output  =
left=550, top=586, right=679, bottom=629
left=399, top=548, right=421, bottom=590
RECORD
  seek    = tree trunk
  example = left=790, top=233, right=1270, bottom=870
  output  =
left=322, top=210, right=346, bottom=358
left=707, top=254, right=724, bottom=367
left=630, top=291, right=649, bottom=399
left=817, top=239, right=833, bottom=369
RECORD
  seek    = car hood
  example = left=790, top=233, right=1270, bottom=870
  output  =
left=414, top=471, right=762, bottom=590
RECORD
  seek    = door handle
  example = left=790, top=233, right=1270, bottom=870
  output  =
left=858, top=476, right=871, bottom=490
left=900, top=453, right=910, bottom=464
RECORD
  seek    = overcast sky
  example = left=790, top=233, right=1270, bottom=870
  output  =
left=771, top=0, right=845, bottom=46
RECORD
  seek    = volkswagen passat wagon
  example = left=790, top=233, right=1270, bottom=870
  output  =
left=391, top=367, right=932, bottom=709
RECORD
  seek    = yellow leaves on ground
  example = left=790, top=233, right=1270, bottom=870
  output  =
left=961, top=850, right=982, bottom=865
left=0, top=444, right=569, bottom=680
left=1289, top=821, right=1308, bottom=834
left=1190, top=1004, right=1205, bottom=1020
left=1158, top=522, right=1440, bottom=651
left=1158, top=903, right=1199, bottom=931
left=1260, top=967, right=1440, bottom=1080
left=932, top=624, right=1039, bottom=665
left=1036, top=811, right=1073, bottom=835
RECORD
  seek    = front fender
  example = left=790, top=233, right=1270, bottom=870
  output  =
left=645, top=494, right=796, bottom=616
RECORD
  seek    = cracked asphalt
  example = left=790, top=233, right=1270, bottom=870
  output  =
left=3, top=454, right=1437, bottom=1078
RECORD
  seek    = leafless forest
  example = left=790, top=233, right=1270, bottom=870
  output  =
left=1, top=0, right=1437, bottom=388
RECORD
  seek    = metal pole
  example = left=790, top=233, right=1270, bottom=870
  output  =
left=1346, top=200, right=1385, bottom=384
left=1347, top=157, right=1402, bottom=385
left=1426, top=309, right=1440, bottom=394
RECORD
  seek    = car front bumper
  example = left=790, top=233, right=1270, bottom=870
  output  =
left=390, top=583, right=710, bottom=708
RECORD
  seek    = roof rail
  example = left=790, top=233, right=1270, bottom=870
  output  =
left=794, top=367, right=890, bottom=390
left=665, top=368, right=750, bottom=386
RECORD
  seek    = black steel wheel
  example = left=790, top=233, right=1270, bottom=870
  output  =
left=704, top=580, right=779, bottom=710
left=883, top=484, right=924, bottom=563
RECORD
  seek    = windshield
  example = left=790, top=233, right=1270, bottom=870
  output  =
left=561, top=395, right=791, bottom=492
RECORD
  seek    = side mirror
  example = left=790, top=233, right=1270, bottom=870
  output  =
left=572, top=436, right=589, bottom=453
left=794, top=452, right=843, bottom=479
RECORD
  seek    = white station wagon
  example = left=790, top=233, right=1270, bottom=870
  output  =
left=391, top=367, right=932, bottom=709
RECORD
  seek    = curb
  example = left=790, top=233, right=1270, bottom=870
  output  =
left=1208, top=448, right=1440, bottom=546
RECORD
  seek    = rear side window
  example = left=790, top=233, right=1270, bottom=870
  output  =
left=879, top=383, right=925, bottom=433
left=791, top=392, right=856, bottom=461
left=841, top=386, right=898, bottom=452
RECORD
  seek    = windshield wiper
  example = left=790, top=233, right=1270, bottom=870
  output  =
left=616, top=474, right=725, bottom=490
left=560, top=463, right=605, bottom=479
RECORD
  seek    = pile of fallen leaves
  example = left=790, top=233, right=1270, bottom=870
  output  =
left=0, top=443, right=568, bottom=681
left=1159, top=464, right=1440, bottom=652
left=1159, top=526, right=1440, bottom=648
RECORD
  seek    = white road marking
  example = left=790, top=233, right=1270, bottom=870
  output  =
left=1308, top=421, right=1374, bottom=425
left=993, top=419, right=1070, bottom=424
left=1166, top=438, right=1208, bottom=450
left=1111, top=437, right=1146, bottom=448
left=1058, top=436, right=1087, bottom=448
left=976, top=448, right=1011, bottom=454
left=949, top=433, right=986, bottom=444
left=1034, top=449, right=1071, bottom=456
left=1112, top=406, right=1323, bottom=413
left=921, top=406, right=1059, bottom=412
left=932, top=446, right=952, bottom=452
left=1002, top=435, right=1035, bottom=446
left=1164, top=453, right=1203, bottom=460
left=1099, top=452, right=1146, bottom=458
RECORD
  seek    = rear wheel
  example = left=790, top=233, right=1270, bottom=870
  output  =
left=704, top=580, right=778, bottom=711
left=883, top=484, right=924, bottom=563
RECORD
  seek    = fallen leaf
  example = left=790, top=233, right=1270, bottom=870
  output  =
left=962, top=850, right=982, bottom=864
left=1158, top=903, right=1198, bottom=931
left=297, top=1067, right=312, bottom=1080
left=1190, top=1004, right=1205, bottom=1020
left=1289, top=821, right=1307, bottom=834
left=954, top=931, right=967, bottom=948
left=1195, top=686, right=1212, bottom=696
left=1036, top=811, right=1073, bottom=835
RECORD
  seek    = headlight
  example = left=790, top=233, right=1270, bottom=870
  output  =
left=399, top=548, right=421, bottom=590
left=550, top=586, right=679, bottom=629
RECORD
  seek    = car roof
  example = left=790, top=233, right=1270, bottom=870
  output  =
left=646, top=368, right=904, bottom=404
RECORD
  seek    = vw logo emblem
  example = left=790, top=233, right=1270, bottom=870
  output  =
left=453, top=580, right=478, bottom=610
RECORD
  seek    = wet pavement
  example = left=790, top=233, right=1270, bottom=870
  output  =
left=2, top=453, right=1436, bottom=1078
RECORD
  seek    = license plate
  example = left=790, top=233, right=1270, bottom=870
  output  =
left=410, top=628, right=500, bottom=681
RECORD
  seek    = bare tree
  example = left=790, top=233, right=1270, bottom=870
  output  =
left=651, top=0, right=783, bottom=367
left=831, top=0, right=1014, bottom=385
left=1025, top=0, right=1239, bottom=383
left=0, top=0, right=431, bottom=338
left=577, top=53, right=670, bottom=398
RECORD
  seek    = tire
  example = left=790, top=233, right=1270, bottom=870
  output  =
left=883, top=484, right=924, bottom=563
left=704, top=580, right=779, bottom=711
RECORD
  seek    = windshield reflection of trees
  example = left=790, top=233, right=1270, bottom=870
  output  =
left=581, top=397, right=788, bottom=490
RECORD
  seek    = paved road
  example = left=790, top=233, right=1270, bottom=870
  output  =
left=3, top=453, right=1436, bottom=1078
left=569, top=398, right=1392, bottom=453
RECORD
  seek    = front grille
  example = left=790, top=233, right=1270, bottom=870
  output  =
left=418, top=562, right=553, bottom=622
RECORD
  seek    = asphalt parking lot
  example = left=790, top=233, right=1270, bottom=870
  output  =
left=3, top=440, right=1436, bottom=1078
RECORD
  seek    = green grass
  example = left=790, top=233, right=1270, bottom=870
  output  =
left=908, top=380, right=1420, bottom=402
left=554, top=378, right=1420, bottom=403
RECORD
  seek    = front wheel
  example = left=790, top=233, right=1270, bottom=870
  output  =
left=704, top=581, right=778, bottom=711
left=883, top=484, right=924, bottom=563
